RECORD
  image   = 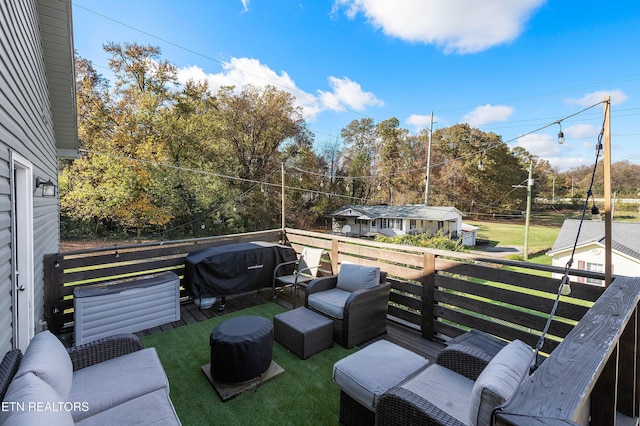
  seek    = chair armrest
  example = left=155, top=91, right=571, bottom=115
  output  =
left=344, top=281, right=391, bottom=313
left=273, top=260, right=299, bottom=279
left=376, top=386, right=466, bottom=426
left=306, top=275, right=338, bottom=294
left=436, top=343, right=495, bottom=381
left=67, top=334, right=144, bottom=371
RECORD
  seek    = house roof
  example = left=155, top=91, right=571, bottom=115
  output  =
left=548, top=219, right=640, bottom=261
left=37, top=0, right=78, bottom=158
left=331, top=205, right=464, bottom=221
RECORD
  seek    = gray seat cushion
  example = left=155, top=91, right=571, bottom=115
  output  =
left=400, top=364, right=475, bottom=424
left=308, top=288, right=351, bottom=319
left=14, top=331, right=73, bottom=399
left=333, top=340, right=429, bottom=410
left=68, top=348, right=169, bottom=422
left=75, top=388, right=180, bottom=425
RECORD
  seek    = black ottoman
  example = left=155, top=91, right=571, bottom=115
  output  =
left=210, top=315, right=274, bottom=383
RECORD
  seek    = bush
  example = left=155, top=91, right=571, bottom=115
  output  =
left=375, top=231, right=466, bottom=252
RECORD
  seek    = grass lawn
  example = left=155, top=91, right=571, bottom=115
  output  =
left=466, top=220, right=560, bottom=255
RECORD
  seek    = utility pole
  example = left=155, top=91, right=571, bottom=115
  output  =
left=424, top=111, right=434, bottom=205
left=281, top=162, right=285, bottom=231
left=513, top=163, right=534, bottom=261
left=523, top=162, right=534, bottom=261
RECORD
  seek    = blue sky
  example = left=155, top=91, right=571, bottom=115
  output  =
left=72, top=0, right=640, bottom=171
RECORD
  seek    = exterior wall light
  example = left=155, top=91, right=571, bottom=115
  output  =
left=35, top=177, right=56, bottom=197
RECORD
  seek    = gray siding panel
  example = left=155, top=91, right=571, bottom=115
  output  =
left=0, top=0, right=63, bottom=353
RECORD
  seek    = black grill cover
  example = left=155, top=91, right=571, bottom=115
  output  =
left=185, top=241, right=296, bottom=299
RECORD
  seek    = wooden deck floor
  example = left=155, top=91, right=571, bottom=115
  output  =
left=136, top=286, right=445, bottom=362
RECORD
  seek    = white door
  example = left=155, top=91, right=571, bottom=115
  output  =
left=10, top=152, right=35, bottom=350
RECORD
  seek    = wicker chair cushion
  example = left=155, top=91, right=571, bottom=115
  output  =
left=15, top=331, right=73, bottom=399
left=307, top=288, right=351, bottom=319
left=400, top=363, right=475, bottom=423
left=336, top=264, right=380, bottom=292
left=468, top=339, right=533, bottom=426
left=333, top=340, right=429, bottom=410
left=0, top=372, right=73, bottom=426
left=68, top=348, right=169, bottom=423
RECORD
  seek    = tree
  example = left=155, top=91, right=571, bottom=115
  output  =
left=62, top=44, right=178, bottom=241
left=428, top=124, right=527, bottom=215
left=339, top=118, right=378, bottom=202
left=211, top=84, right=313, bottom=230
left=377, top=118, right=410, bottom=204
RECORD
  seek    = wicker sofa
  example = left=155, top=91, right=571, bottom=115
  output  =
left=305, top=264, right=391, bottom=349
left=0, top=331, right=180, bottom=425
left=375, top=339, right=533, bottom=425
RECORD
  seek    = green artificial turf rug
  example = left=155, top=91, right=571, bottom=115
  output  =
left=142, top=302, right=357, bottom=425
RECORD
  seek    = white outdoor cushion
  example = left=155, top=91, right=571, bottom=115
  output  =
left=468, top=339, right=533, bottom=426
left=336, top=264, right=380, bottom=292
left=401, top=364, right=475, bottom=424
left=15, top=330, right=73, bottom=399
left=308, top=288, right=351, bottom=319
left=333, top=340, right=429, bottom=410
left=0, top=372, right=73, bottom=426
left=68, top=348, right=169, bottom=422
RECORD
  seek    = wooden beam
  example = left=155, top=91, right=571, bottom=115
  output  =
left=603, top=97, right=612, bottom=287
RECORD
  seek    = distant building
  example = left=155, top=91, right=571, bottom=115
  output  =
left=330, top=204, right=465, bottom=240
left=547, top=219, right=640, bottom=286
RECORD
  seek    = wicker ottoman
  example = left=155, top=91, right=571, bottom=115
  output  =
left=332, top=340, right=429, bottom=426
left=274, top=307, right=333, bottom=359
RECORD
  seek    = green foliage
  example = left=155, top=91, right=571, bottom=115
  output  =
left=374, top=231, right=467, bottom=252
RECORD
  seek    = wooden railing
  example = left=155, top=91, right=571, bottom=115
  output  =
left=284, top=228, right=606, bottom=353
left=496, top=276, right=640, bottom=425
left=44, top=229, right=284, bottom=335
left=46, top=227, right=606, bottom=352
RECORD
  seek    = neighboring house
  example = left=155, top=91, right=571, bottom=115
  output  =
left=0, top=0, right=78, bottom=353
left=330, top=204, right=464, bottom=239
left=547, top=219, right=640, bottom=286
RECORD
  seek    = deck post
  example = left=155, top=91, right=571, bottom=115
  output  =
left=331, top=238, right=339, bottom=274
left=618, top=305, right=639, bottom=417
left=421, top=252, right=436, bottom=340
left=43, top=253, right=63, bottom=335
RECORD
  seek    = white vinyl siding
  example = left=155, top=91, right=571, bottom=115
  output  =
left=0, top=0, right=62, bottom=353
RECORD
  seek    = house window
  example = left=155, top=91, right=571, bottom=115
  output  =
left=409, top=220, right=417, bottom=230
left=380, top=219, right=389, bottom=229
left=395, top=219, right=403, bottom=230
left=586, top=262, right=604, bottom=286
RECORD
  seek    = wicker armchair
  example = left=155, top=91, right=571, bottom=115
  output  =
left=305, top=264, right=391, bottom=349
left=375, top=339, right=533, bottom=426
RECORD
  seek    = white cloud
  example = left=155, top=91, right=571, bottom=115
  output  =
left=332, top=0, right=545, bottom=53
left=405, top=114, right=431, bottom=132
left=514, top=133, right=592, bottom=171
left=176, top=58, right=382, bottom=121
left=564, top=123, right=599, bottom=139
left=463, top=104, right=514, bottom=126
left=565, top=89, right=628, bottom=106
left=240, top=0, right=249, bottom=12
left=318, top=76, right=383, bottom=112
